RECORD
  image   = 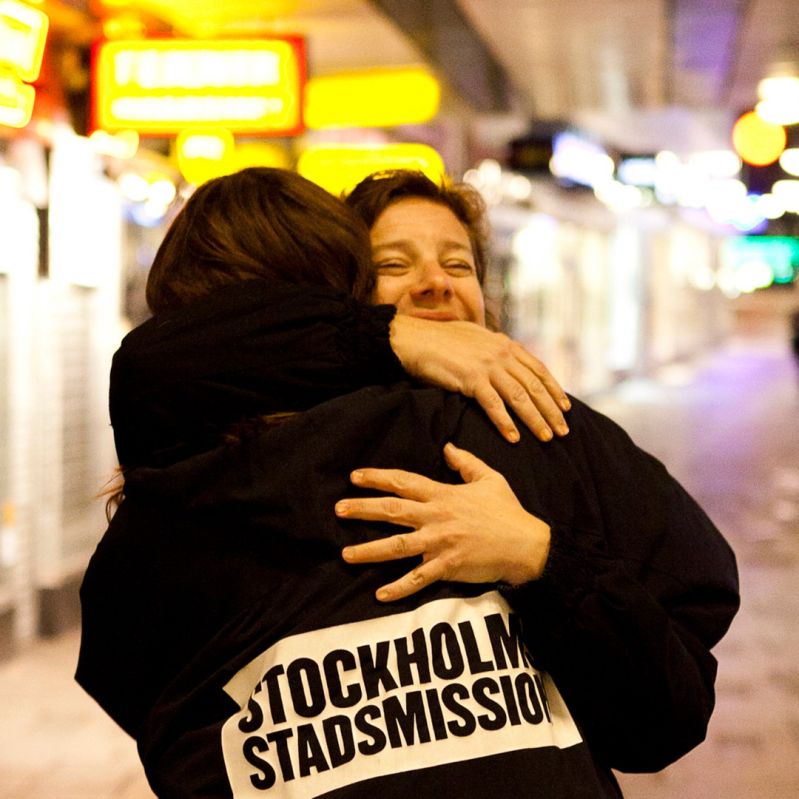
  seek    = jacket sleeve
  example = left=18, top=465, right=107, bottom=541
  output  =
left=501, top=398, right=740, bottom=773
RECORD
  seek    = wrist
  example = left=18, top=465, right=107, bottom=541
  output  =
left=389, top=314, right=428, bottom=377
left=503, top=515, right=551, bottom=586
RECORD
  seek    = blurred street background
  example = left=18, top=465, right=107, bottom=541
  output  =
left=2, top=0, right=799, bottom=796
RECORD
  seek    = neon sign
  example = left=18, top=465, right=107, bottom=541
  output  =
left=0, top=0, right=48, bottom=81
left=0, top=66, right=34, bottom=127
left=92, top=38, right=305, bottom=135
left=305, top=67, right=440, bottom=129
left=297, top=143, right=446, bottom=196
left=0, top=0, right=48, bottom=128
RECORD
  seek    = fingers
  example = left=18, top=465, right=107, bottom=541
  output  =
left=335, top=495, right=420, bottom=526
left=489, top=370, right=556, bottom=441
left=374, top=559, right=448, bottom=602
left=469, top=353, right=570, bottom=443
left=342, top=532, right=425, bottom=564
left=473, top=371, right=566, bottom=443
left=442, top=442, right=494, bottom=483
left=342, top=535, right=451, bottom=601
left=513, top=345, right=571, bottom=412
left=471, top=383, right=521, bottom=443
left=340, top=524, right=443, bottom=601
left=348, top=467, right=439, bottom=501
left=503, top=364, right=570, bottom=437
left=495, top=344, right=570, bottom=437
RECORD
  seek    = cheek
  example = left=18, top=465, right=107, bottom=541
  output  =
left=460, top=282, right=486, bottom=324
left=371, top=276, right=401, bottom=306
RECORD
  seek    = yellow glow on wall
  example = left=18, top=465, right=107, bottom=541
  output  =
left=175, top=128, right=235, bottom=186
left=297, top=143, right=446, bottom=196
left=93, top=38, right=305, bottom=135
left=0, top=0, right=49, bottom=82
left=731, top=111, right=786, bottom=166
left=0, top=67, right=34, bottom=127
left=174, top=131, right=291, bottom=186
left=305, top=67, right=440, bottom=129
left=230, top=141, right=290, bottom=172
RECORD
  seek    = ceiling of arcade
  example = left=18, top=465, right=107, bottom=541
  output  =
left=38, top=0, right=799, bottom=153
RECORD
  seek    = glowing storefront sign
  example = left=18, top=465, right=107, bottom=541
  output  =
left=0, top=1, right=48, bottom=128
left=297, top=143, right=446, bottom=196
left=0, top=0, right=48, bottom=82
left=175, top=127, right=234, bottom=186
left=723, top=236, right=799, bottom=286
left=305, top=67, right=440, bottom=129
left=0, top=66, right=34, bottom=127
left=173, top=129, right=290, bottom=186
left=93, top=38, right=305, bottom=135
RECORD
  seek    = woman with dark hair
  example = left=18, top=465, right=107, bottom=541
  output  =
left=345, top=169, right=492, bottom=287
left=145, top=166, right=376, bottom=312
left=77, top=167, right=738, bottom=799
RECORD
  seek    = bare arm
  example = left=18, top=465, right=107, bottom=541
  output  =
left=390, top=315, right=570, bottom=444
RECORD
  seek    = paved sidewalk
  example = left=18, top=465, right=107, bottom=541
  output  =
left=595, top=337, right=799, bottom=799
left=1, top=335, right=797, bottom=798
left=0, top=628, right=153, bottom=799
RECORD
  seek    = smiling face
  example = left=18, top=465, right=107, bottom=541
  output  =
left=369, top=198, right=486, bottom=326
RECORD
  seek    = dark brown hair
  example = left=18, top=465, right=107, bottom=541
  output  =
left=344, top=169, right=490, bottom=285
left=146, top=167, right=374, bottom=314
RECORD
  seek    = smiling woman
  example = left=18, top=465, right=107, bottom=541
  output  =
left=370, top=198, right=486, bottom=325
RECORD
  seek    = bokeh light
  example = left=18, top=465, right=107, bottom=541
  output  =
left=731, top=111, right=786, bottom=166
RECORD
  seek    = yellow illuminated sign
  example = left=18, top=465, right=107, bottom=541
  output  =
left=305, top=67, right=440, bottom=129
left=93, top=38, right=305, bottom=135
left=0, top=0, right=48, bottom=82
left=230, top=141, right=290, bottom=172
left=297, top=143, right=446, bottom=196
left=174, top=129, right=291, bottom=186
left=0, top=66, right=34, bottom=127
left=175, top=127, right=234, bottom=186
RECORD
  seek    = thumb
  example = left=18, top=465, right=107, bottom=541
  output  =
left=443, top=443, right=493, bottom=483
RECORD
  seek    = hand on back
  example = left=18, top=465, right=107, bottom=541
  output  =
left=337, top=443, right=551, bottom=601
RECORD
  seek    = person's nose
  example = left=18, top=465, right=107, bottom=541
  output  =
left=410, top=261, right=452, bottom=302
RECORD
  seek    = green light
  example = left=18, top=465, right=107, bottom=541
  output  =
left=723, top=236, right=799, bottom=285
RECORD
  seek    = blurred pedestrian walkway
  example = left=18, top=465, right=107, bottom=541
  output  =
left=1, top=333, right=797, bottom=799
left=0, top=627, right=150, bottom=799
left=595, top=335, right=799, bottom=799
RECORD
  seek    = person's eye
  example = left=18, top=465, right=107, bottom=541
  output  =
left=444, top=260, right=475, bottom=275
left=375, top=261, right=409, bottom=274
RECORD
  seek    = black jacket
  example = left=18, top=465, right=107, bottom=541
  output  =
left=77, top=280, right=739, bottom=798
